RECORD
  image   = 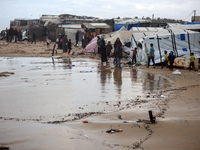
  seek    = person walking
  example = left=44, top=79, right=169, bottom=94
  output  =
left=147, top=43, right=155, bottom=68
left=189, top=52, right=196, bottom=71
left=161, top=51, right=168, bottom=69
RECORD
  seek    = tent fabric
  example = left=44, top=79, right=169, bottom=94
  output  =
left=104, top=27, right=134, bottom=45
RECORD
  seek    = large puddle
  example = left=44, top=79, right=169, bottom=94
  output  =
left=0, top=57, right=171, bottom=122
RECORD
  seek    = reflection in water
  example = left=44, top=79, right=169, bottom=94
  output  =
left=130, top=68, right=138, bottom=83
left=62, top=58, right=72, bottom=70
left=141, top=71, right=171, bottom=92
left=113, top=68, right=122, bottom=95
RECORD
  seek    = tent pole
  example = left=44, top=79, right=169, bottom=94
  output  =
left=132, top=34, right=138, bottom=48
left=173, top=33, right=178, bottom=57
left=169, top=29, right=176, bottom=54
left=187, top=32, right=191, bottom=55
left=156, top=34, right=162, bottom=62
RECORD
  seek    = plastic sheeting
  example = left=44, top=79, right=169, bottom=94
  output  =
left=81, top=36, right=102, bottom=53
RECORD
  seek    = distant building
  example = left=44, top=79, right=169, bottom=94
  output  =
left=191, top=16, right=200, bottom=23
left=10, top=19, right=41, bottom=27
left=82, top=23, right=112, bottom=36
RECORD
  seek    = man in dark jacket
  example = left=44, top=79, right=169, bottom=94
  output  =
left=116, top=45, right=122, bottom=68
left=168, top=51, right=176, bottom=70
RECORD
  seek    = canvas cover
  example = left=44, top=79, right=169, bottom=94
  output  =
left=104, top=26, right=134, bottom=45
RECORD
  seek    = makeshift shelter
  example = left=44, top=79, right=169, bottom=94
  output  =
left=58, top=24, right=84, bottom=44
left=82, top=23, right=112, bottom=36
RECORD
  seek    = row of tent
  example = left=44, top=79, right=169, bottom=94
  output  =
left=82, top=26, right=200, bottom=65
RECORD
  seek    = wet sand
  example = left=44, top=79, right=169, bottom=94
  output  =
left=0, top=41, right=200, bottom=150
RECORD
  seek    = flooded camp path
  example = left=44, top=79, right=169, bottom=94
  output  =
left=0, top=57, right=172, bottom=150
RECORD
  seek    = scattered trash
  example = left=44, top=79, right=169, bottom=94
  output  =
left=82, top=121, right=89, bottom=123
left=80, top=71, right=92, bottom=73
left=172, top=70, right=181, bottom=75
left=160, top=95, right=167, bottom=98
left=106, top=129, right=123, bottom=133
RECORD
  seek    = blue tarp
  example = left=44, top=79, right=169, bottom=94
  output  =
left=115, top=24, right=126, bottom=31
left=183, top=22, right=200, bottom=25
left=115, top=23, right=141, bottom=31
left=180, top=34, right=185, bottom=41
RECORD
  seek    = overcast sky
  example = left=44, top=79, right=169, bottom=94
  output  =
left=0, top=0, right=200, bottom=31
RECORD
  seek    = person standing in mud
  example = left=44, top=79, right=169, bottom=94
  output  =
left=114, top=38, right=122, bottom=65
left=168, top=51, right=176, bottom=71
left=62, top=35, right=68, bottom=53
left=32, top=32, right=36, bottom=44
left=97, top=37, right=107, bottom=64
left=147, top=43, right=155, bottom=68
left=106, top=41, right=112, bottom=62
left=116, top=44, right=122, bottom=68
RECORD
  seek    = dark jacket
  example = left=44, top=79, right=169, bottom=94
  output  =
left=168, top=52, right=175, bottom=63
left=116, top=46, right=122, bottom=58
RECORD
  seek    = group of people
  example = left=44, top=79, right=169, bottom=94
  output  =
left=1, top=28, right=22, bottom=43
left=56, top=34, right=72, bottom=54
left=98, top=37, right=197, bottom=71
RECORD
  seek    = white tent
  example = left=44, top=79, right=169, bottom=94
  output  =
left=131, top=27, right=200, bottom=64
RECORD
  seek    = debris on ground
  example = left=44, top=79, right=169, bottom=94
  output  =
left=106, top=129, right=123, bottom=133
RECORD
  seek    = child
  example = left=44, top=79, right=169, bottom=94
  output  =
left=189, top=53, right=195, bottom=71
left=131, top=47, right=137, bottom=64
left=161, top=51, right=168, bottom=69
left=68, top=39, right=72, bottom=54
